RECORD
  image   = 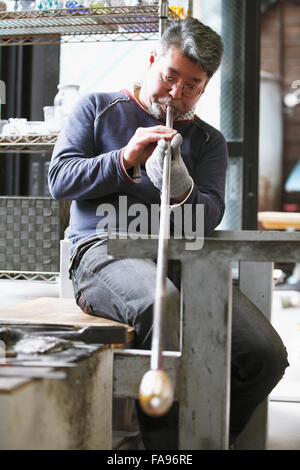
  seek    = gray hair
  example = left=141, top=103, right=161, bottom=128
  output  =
left=160, top=18, right=224, bottom=78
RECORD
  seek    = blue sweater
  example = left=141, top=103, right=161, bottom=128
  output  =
left=48, top=90, right=228, bottom=253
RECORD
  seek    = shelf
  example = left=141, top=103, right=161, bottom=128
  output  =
left=0, top=5, right=179, bottom=45
left=0, top=271, right=59, bottom=281
left=0, top=135, right=58, bottom=152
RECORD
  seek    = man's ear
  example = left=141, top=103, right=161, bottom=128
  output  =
left=201, top=77, right=211, bottom=95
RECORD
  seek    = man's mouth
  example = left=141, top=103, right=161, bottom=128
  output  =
left=159, top=102, right=180, bottom=116
left=147, top=100, right=182, bottom=120
left=161, top=103, right=169, bottom=114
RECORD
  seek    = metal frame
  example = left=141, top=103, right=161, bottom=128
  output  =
left=0, top=271, right=59, bottom=281
left=222, top=0, right=261, bottom=230
left=0, top=6, right=179, bottom=46
left=111, top=230, right=300, bottom=449
left=242, top=0, right=261, bottom=229
left=0, top=135, right=58, bottom=153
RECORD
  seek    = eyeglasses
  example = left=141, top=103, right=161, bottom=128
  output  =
left=160, top=72, right=203, bottom=98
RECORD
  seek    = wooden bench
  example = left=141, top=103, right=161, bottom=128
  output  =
left=0, top=297, right=134, bottom=450
left=258, top=211, right=300, bottom=230
left=0, top=297, right=134, bottom=342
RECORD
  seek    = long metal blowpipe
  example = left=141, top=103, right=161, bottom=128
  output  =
left=139, top=105, right=175, bottom=417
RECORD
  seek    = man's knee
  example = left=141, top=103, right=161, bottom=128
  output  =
left=231, top=287, right=289, bottom=390
left=257, top=335, right=289, bottom=389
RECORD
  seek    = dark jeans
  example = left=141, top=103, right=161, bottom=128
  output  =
left=70, top=239, right=289, bottom=448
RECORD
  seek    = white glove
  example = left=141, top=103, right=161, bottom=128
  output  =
left=145, top=133, right=193, bottom=199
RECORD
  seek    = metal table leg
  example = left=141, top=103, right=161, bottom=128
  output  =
left=178, top=258, right=232, bottom=449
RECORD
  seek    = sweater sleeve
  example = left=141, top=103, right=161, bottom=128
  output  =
left=171, top=127, right=228, bottom=236
left=48, top=94, right=134, bottom=201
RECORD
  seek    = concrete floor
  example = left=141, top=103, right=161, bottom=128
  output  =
left=0, top=279, right=299, bottom=450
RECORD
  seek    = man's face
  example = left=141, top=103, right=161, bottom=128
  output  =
left=142, top=46, right=209, bottom=119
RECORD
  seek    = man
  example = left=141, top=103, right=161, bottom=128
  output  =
left=49, top=18, right=288, bottom=448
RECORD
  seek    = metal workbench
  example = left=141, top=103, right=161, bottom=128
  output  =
left=111, top=230, right=300, bottom=449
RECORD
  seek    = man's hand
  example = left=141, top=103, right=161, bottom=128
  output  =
left=123, top=126, right=177, bottom=169
left=145, top=133, right=193, bottom=199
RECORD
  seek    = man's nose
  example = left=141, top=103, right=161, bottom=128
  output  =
left=169, top=83, right=183, bottom=99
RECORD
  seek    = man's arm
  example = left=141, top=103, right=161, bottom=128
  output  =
left=48, top=94, right=177, bottom=201
left=176, top=129, right=228, bottom=235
